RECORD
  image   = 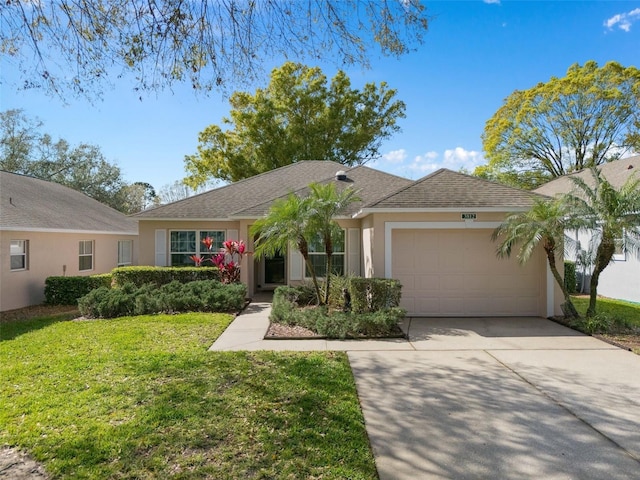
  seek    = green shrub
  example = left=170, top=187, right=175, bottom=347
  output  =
left=314, top=308, right=405, bottom=339
left=45, top=274, right=113, bottom=305
left=564, top=261, right=577, bottom=294
left=111, top=266, right=219, bottom=288
left=271, top=284, right=405, bottom=338
left=570, top=313, right=613, bottom=334
left=327, top=274, right=354, bottom=311
left=349, top=278, right=402, bottom=313
left=78, top=280, right=247, bottom=318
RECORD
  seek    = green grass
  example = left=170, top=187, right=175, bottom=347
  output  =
left=0, top=313, right=376, bottom=479
left=571, top=296, right=640, bottom=327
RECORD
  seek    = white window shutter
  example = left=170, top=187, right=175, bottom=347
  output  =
left=289, top=245, right=303, bottom=281
left=155, top=229, right=167, bottom=266
left=348, top=228, right=361, bottom=276
left=226, top=229, right=238, bottom=241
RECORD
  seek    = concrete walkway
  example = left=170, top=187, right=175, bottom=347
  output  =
left=210, top=297, right=640, bottom=479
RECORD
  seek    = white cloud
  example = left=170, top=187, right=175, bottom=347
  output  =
left=484, top=0, right=501, bottom=4
left=382, top=149, right=408, bottom=164
left=604, top=8, right=640, bottom=32
left=371, top=147, right=485, bottom=179
left=442, top=147, right=485, bottom=171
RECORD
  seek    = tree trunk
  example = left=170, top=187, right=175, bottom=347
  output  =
left=298, top=238, right=323, bottom=306
left=545, top=247, right=579, bottom=319
left=587, top=239, right=615, bottom=318
left=324, top=234, right=333, bottom=305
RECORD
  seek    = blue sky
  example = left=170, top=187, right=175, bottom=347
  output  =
left=2, top=1, right=640, bottom=191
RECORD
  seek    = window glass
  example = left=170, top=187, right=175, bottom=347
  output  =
left=170, top=230, right=225, bottom=266
left=79, top=240, right=94, bottom=271
left=118, top=240, right=133, bottom=266
left=305, top=230, right=345, bottom=277
left=10, top=240, right=27, bottom=270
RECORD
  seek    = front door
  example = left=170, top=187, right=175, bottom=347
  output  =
left=263, top=251, right=285, bottom=286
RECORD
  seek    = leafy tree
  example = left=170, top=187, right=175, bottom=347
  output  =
left=478, top=61, right=640, bottom=189
left=156, top=179, right=217, bottom=204
left=184, top=62, right=405, bottom=185
left=251, top=193, right=322, bottom=304
left=492, top=198, right=579, bottom=319
left=1, top=109, right=134, bottom=213
left=120, top=182, right=159, bottom=213
left=564, top=168, right=640, bottom=317
left=306, top=183, right=361, bottom=305
left=3, top=1, right=429, bottom=97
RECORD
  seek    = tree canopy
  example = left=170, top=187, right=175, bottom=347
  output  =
left=184, top=62, right=405, bottom=185
left=0, top=109, right=148, bottom=214
left=3, top=0, right=429, bottom=97
left=477, top=61, right=640, bottom=189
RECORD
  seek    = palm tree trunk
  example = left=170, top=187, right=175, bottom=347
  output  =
left=545, top=247, right=579, bottom=319
left=298, top=239, right=323, bottom=305
left=587, top=240, right=615, bottom=318
left=323, top=234, right=333, bottom=305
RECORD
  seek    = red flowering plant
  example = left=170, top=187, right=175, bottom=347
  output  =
left=197, top=237, right=249, bottom=284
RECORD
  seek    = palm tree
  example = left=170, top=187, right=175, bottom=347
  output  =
left=250, top=193, right=323, bottom=304
left=564, top=168, right=640, bottom=317
left=307, top=183, right=360, bottom=305
left=492, top=198, right=579, bottom=319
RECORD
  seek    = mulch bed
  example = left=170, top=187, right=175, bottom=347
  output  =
left=264, top=322, right=406, bottom=340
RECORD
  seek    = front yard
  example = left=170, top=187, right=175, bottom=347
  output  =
left=570, top=295, right=640, bottom=354
left=0, top=311, right=376, bottom=479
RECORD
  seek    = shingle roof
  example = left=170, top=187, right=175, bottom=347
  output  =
left=365, top=168, right=542, bottom=210
left=135, top=161, right=413, bottom=219
left=533, top=156, right=640, bottom=197
left=0, top=171, right=138, bottom=233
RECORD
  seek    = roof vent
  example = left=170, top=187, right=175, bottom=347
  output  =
left=335, top=170, right=347, bottom=181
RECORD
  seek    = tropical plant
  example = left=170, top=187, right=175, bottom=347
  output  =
left=251, top=193, right=322, bottom=304
left=492, top=198, right=579, bottom=319
left=307, top=183, right=361, bottom=305
left=564, top=168, right=640, bottom=317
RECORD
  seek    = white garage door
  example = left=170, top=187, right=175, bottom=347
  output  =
left=392, top=229, right=543, bottom=316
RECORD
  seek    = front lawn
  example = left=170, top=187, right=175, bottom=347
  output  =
left=571, top=296, right=640, bottom=328
left=0, top=313, right=376, bottom=479
left=570, top=296, right=640, bottom=354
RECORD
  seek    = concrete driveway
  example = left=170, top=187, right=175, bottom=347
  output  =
left=349, top=317, right=640, bottom=479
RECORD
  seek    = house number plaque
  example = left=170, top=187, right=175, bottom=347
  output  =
left=461, top=213, right=477, bottom=220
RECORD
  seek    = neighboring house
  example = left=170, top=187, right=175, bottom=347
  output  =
left=0, top=171, right=138, bottom=311
left=534, top=156, right=640, bottom=303
left=135, top=161, right=562, bottom=317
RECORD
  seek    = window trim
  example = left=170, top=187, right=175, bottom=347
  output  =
left=169, top=230, right=226, bottom=266
left=305, top=229, right=346, bottom=279
left=79, top=240, right=94, bottom=271
left=117, top=240, right=133, bottom=267
left=10, top=239, right=28, bottom=271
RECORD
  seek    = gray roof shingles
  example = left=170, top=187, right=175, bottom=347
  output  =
left=135, top=161, right=413, bottom=219
left=533, top=155, right=640, bottom=197
left=0, top=171, right=138, bottom=233
left=366, top=168, right=542, bottom=209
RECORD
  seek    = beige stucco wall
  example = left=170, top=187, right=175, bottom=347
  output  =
left=0, top=230, right=138, bottom=311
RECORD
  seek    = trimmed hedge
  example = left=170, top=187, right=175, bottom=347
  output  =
left=564, top=260, right=577, bottom=294
left=350, top=278, right=402, bottom=313
left=271, top=283, right=406, bottom=339
left=78, top=280, right=247, bottom=318
left=111, top=266, right=219, bottom=287
left=45, top=274, right=113, bottom=305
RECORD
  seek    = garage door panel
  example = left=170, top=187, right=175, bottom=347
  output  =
left=392, top=229, right=542, bottom=317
